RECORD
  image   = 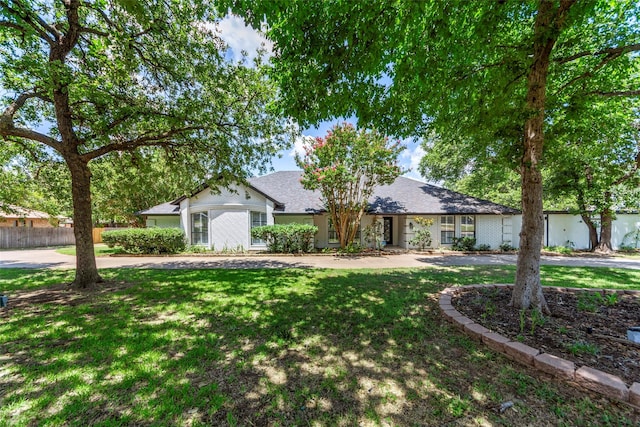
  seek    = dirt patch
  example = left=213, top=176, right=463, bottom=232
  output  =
left=453, top=286, right=640, bottom=387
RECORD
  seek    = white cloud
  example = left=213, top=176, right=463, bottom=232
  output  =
left=401, top=144, right=426, bottom=181
left=289, top=134, right=315, bottom=159
left=216, top=15, right=273, bottom=64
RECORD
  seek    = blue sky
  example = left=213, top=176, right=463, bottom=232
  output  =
left=217, top=16, right=427, bottom=181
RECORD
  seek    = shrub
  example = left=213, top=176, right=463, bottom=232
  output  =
left=251, top=224, right=318, bottom=253
left=543, top=245, right=572, bottom=255
left=363, top=221, right=384, bottom=249
left=499, top=242, right=515, bottom=252
left=452, top=236, right=476, bottom=251
left=409, top=217, right=434, bottom=250
left=102, top=228, right=186, bottom=254
left=338, top=243, right=362, bottom=254
left=476, top=244, right=491, bottom=251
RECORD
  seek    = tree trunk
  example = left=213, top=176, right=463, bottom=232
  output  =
left=595, top=206, right=613, bottom=253
left=581, top=213, right=599, bottom=251
left=67, top=156, right=103, bottom=288
left=511, top=0, right=567, bottom=314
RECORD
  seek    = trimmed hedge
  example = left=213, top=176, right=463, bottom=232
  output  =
left=102, top=228, right=186, bottom=254
left=251, top=224, right=318, bottom=253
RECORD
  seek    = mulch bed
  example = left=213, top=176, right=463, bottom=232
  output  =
left=453, top=286, right=640, bottom=387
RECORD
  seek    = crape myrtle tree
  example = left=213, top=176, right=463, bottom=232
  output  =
left=296, top=123, right=403, bottom=249
left=0, top=0, right=290, bottom=288
left=227, top=0, right=640, bottom=313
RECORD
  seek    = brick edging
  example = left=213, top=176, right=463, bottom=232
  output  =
left=439, top=285, right=640, bottom=409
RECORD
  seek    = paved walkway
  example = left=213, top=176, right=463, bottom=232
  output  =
left=1, top=248, right=640, bottom=270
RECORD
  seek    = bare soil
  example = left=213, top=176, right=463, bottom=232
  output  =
left=453, top=286, right=640, bottom=386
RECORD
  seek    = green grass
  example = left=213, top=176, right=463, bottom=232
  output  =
left=0, top=265, right=638, bottom=426
left=55, top=244, right=123, bottom=257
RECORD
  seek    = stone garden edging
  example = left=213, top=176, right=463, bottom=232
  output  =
left=439, top=285, right=640, bottom=409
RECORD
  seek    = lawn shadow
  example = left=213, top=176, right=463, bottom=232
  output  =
left=115, top=259, right=316, bottom=269
left=0, top=267, right=636, bottom=425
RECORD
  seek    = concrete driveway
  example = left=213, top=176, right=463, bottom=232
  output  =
left=2, top=248, right=640, bottom=270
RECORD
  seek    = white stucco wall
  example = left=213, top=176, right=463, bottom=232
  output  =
left=402, top=215, right=510, bottom=250
left=210, top=210, right=249, bottom=251
left=613, top=214, right=640, bottom=249
left=145, top=216, right=180, bottom=228
left=475, top=215, right=507, bottom=250
left=544, top=214, right=590, bottom=249
left=404, top=215, right=438, bottom=249
left=179, top=184, right=274, bottom=250
left=511, top=213, right=640, bottom=250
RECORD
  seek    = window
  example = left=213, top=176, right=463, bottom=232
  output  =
left=328, top=218, right=339, bottom=244
left=191, top=212, right=208, bottom=245
left=441, top=215, right=454, bottom=244
left=251, top=211, right=268, bottom=245
left=461, top=215, right=475, bottom=238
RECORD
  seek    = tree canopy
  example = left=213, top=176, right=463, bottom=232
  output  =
left=226, top=0, right=640, bottom=311
left=0, top=0, right=291, bottom=287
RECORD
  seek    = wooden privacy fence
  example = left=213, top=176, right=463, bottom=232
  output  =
left=92, top=227, right=123, bottom=243
left=0, top=227, right=76, bottom=249
left=93, top=227, right=104, bottom=243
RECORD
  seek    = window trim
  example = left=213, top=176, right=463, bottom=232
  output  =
left=191, top=211, right=209, bottom=246
left=460, top=215, right=475, bottom=239
left=440, top=215, right=455, bottom=245
left=251, top=211, right=268, bottom=245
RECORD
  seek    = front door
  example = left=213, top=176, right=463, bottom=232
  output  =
left=383, top=217, right=393, bottom=245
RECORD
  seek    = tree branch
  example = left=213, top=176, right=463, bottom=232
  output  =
left=1, top=127, right=60, bottom=149
left=82, top=126, right=204, bottom=161
left=0, top=20, right=27, bottom=32
left=60, top=0, right=81, bottom=55
left=0, top=0, right=60, bottom=44
left=556, top=50, right=622, bottom=94
left=588, top=89, right=640, bottom=97
left=554, top=43, right=640, bottom=64
left=79, top=26, right=109, bottom=37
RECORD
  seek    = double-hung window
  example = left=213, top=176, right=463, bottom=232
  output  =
left=191, top=212, right=208, bottom=245
left=461, top=215, right=475, bottom=238
left=441, top=215, right=455, bottom=244
left=251, top=211, right=268, bottom=245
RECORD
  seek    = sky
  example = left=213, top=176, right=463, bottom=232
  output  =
left=217, top=15, right=427, bottom=182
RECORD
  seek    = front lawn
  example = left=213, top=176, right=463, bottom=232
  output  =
left=0, top=266, right=638, bottom=426
left=55, top=244, right=123, bottom=257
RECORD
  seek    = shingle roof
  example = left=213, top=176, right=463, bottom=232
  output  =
left=368, top=176, right=520, bottom=215
left=138, top=201, right=180, bottom=215
left=140, top=171, right=519, bottom=216
left=0, top=205, right=53, bottom=219
left=248, top=171, right=324, bottom=214
left=250, top=171, right=519, bottom=215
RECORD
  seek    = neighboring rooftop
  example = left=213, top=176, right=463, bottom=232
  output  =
left=0, top=205, right=53, bottom=219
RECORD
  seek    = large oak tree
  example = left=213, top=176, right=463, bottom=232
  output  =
left=227, top=0, right=640, bottom=312
left=0, top=0, right=289, bottom=287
